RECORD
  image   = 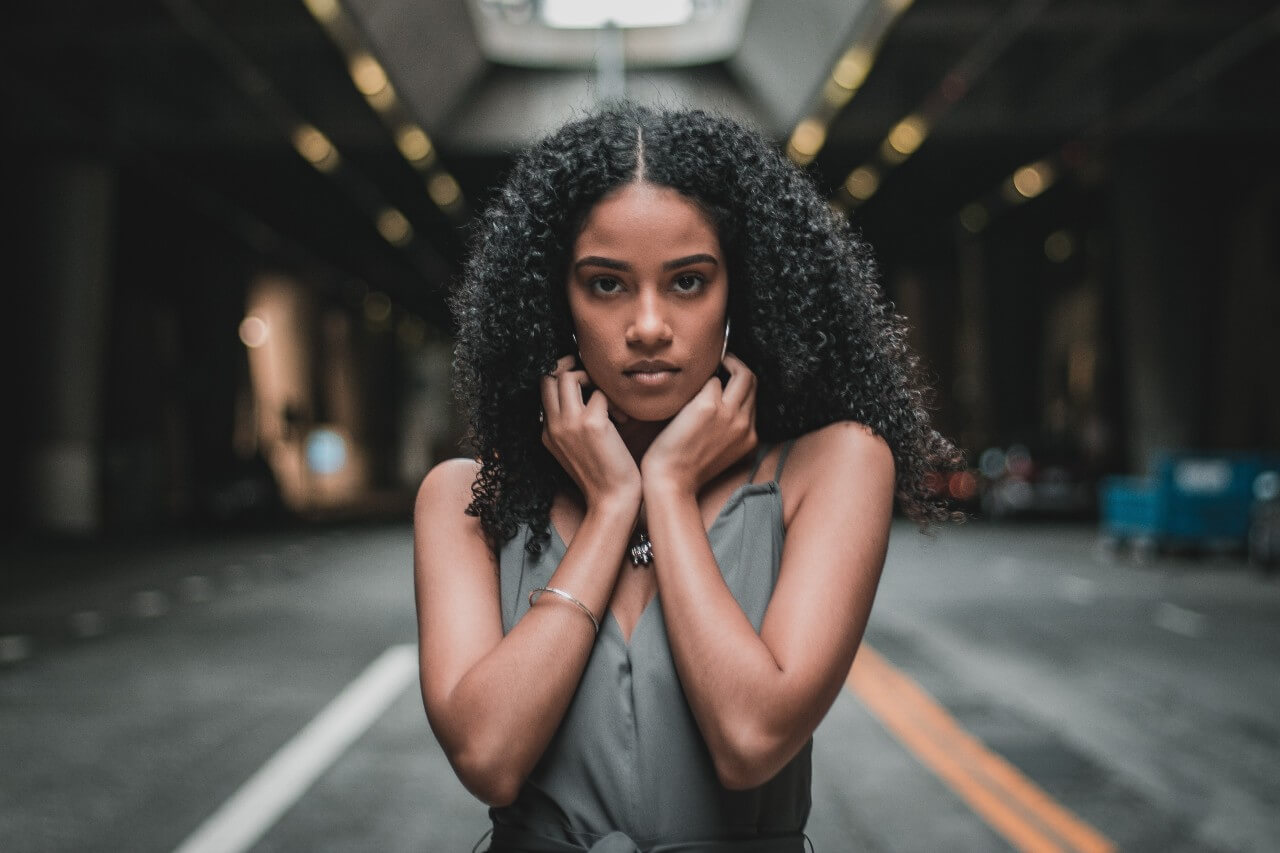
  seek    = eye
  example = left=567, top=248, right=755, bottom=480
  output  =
left=589, top=276, right=623, bottom=295
left=673, top=273, right=705, bottom=293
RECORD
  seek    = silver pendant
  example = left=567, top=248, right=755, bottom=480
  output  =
left=629, top=532, right=653, bottom=568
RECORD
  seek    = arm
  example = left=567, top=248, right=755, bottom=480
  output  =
left=415, top=460, right=638, bottom=805
left=415, top=356, right=642, bottom=806
left=644, top=421, right=895, bottom=789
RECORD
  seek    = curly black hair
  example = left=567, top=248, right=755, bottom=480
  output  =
left=450, top=103, right=963, bottom=554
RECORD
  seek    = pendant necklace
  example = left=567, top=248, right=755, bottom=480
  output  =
left=628, top=530, right=653, bottom=568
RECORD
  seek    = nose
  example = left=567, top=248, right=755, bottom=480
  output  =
left=625, top=289, right=673, bottom=347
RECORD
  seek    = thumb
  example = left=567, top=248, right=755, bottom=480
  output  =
left=587, top=386, right=614, bottom=421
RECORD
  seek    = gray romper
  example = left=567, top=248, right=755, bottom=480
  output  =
left=486, top=441, right=809, bottom=853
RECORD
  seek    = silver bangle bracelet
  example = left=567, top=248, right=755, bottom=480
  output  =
left=528, top=586, right=600, bottom=634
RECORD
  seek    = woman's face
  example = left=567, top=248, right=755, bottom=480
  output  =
left=566, top=181, right=729, bottom=422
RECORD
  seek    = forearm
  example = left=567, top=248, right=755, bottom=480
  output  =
left=643, top=481, right=801, bottom=787
left=434, top=497, right=638, bottom=802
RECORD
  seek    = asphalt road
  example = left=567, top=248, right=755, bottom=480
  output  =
left=2, top=520, right=1277, bottom=852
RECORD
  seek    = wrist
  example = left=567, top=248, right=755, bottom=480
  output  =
left=641, top=471, right=696, bottom=502
left=586, top=485, right=642, bottom=523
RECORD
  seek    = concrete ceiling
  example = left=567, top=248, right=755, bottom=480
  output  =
left=343, top=0, right=879, bottom=151
left=4, top=0, right=1279, bottom=317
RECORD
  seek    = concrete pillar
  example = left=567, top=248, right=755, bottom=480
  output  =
left=953, top=234, right=991, bottom=454
left=243, top=272, right=316, bottom=511
left=1210, top=178, right=1280, bottom=447
left=1111, top=155, right=1204, bottom=471
left=26, top=162, right=116, bottom=534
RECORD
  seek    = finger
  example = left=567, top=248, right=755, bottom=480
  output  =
left=720, top=353, right=756, bottom=410
left=552, top=354, right=576, bottom=376
left=540, top=373, right=561, bottom=421
left=585, top=383, right=611, bottom=422
left=558, top=369, right=591, bottom=415
left=695, top=373, right=723, bottom=410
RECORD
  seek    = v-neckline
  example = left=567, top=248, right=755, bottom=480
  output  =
left=545, top=479, right=779, bottom=648
left=606, top=591, right=660, bottom=648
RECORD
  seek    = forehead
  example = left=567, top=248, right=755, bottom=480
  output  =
left=573, top=182, right=720, bottom=257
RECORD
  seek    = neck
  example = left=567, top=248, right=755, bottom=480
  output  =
left=616, top=417, right=669, bottom=465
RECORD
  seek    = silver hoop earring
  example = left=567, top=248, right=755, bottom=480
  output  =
left=720, top=319, right=730, bottom=362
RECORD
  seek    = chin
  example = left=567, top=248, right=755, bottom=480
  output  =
left=618, top=400, right=683, bottom=423
left=599, top=368, right=716, bottom=422
left=612, top=386, right=702, bottom=423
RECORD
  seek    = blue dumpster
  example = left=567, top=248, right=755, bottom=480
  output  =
left=1099, top=452, right=1280, bottom=552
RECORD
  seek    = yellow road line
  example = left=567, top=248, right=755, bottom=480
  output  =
left=847, top=645, right=1115, bottom=853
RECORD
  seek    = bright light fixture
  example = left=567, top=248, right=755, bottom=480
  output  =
left=1011, top=162, right=1054, bottom=199
left=845, top=166, right=879, bottom=201
left=886, top=114, right=927, bottom=156
left=541, top=0, right=695, bottom=29
left=789, top=118, right=826, bottom=159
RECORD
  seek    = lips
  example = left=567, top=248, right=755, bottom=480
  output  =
left=623, top=360, right=680, bottom=388
left=625, top=369, right=678, bottom=387
left=624, top=359, right=679, bottom=374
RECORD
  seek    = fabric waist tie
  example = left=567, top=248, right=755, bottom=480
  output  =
left=487, top=827, right=806, bottom=853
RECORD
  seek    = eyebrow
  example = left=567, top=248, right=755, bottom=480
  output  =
left=573, top=253, right=719, bottom=272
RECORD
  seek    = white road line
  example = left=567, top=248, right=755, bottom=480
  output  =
left=1153, top=602, right=1207, bottom=638
left=173, top=643, right=418, bottom=853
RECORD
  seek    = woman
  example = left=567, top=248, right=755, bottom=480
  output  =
left=414, top=104, right=961, bottom=851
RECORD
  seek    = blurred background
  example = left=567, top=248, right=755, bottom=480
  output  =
left=2, top=2, right=1279, bottom=852
left=3, top=0, right=1278, bottom=537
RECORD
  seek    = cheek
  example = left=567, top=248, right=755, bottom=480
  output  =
left=694, top=309, right=728, bottom=367
left=575, top=332, right=616, bottom=387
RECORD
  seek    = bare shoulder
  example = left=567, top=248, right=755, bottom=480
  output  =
left=415, top=457, right=483, bottom=521
left=414, top=457, right=493, bottom=569
left=795, top=420, right=894, bottom=470
left=784, top=422, right=895, bottom=519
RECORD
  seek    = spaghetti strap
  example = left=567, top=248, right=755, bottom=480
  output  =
left=773, top=438, right=796, bottom=482
left=745, top=442, right=771, bottom=483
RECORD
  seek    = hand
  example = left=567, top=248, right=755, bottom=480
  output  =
left=541, top=355, right=642, bottom=509
left=640, top=353, right=758, bottom=495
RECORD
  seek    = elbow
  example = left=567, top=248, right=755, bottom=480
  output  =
left=451, top=744, right=526, bottom=807
left=710, top=723, right=791, bottom=791
left=429, top=702, right=527, bottom=807
left=471, top=776, right=523, bottom=809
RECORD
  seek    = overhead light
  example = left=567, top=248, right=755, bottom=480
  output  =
left=886, top=114, right=928, bottom=157
left=1009, top=161, right=1054, bottom=199
left=376, top=208, right=413, bottom=246
left=540, top=0, right=695, bottom=29
left=832, top=47, right=872, bottom=91
left=302, top=0, right=341, bottom=24
left=845, top=166, right=880, bottom=201
left=428, top=173, right=462, bottom=209
left=395, top=126, right=434, bottom=163
left=349, top=53, right=389, bottom=96
left=291, top=124, right=340, bottom=173
left=788, top=118, right=826, bottom=163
